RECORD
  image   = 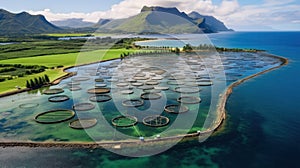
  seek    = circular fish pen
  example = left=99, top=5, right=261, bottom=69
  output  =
left=48, top=95, right=70, bottom=102
left=154, top=86, right=169, bottom=90
left=125, top=79, right=137, bottom=83
left=69, top=118, right=98, bottom=129
left=69, top=86, right=82, bottom=91
left=141, top=93, right=162, bottom=100
left=164, top=104, right=189, bottom=114
left=35, top=109, right=75, bottom=124
left=151, top=76, right=163, bottom=80
left=122, top=99, right=144, bottom=107
left=112, top=115, right=138, bottom=127
left=177, top=96, right=201, bottom=104
left=167, top=76, right=185, bottom=80
left=131, top=82, right=144, bottom=87
left=134, top=73, right=146, bottom=77
left=133, top=76, right=149, bottom=80
left=141, top=67, right=166, bottom=75
left=67, top=82, right=80, bottom=86
left=143, top=89, right=161, bottom=93
left=196, top=81, right=213, bottom=86
left=138, top=86, right=154, bottom=90
left=73, top=103, right=95, bottom=111
left=142, top=115, right=170, bottom=127
left=116, top=83, right=129, bottom=87
left=145, top=80, right=159, bottom=85
left=184, top=82, right=199, bottom=87
left=167, top=81, right=185, bottom=85
left=174, top=87, right=201, bottom=94
left=19, top=103, right=39, bottom=109
left=95, top=78, right=104, bottom=82
left=71, top=76, right=91, bottom=82
left=107, top=78, right=119, bottom=82
left=43, top=88, right=64, bottom=95
left=87, top=88, right=110, bottom=94
left=89, top=95, right=112, bottom=102
left=95, top=83, right=107, bottom=88
left=121, top=90, right=134, bottom=95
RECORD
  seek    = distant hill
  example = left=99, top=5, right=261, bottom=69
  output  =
left=96, top=6, right=231, bottom=34
left=0, top=9, right=61, bottom=35
left=96, top=19, right=111, bottom=26
left=188, top=11, right=232, bottom=32
left=52, top=18, right=94, bottom=28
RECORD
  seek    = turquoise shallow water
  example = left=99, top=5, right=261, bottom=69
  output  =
left=0, top=32, right=299, bottom=167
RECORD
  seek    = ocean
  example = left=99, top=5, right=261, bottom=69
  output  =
left=0, top=32, right=299, bottom=167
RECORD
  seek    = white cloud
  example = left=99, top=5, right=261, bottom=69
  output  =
left=220, top=1, right=300, bottom=30
left=28, top=9, right=106, bottom=22
left=27, top=0, right=300, bottom=30
left=216, top=0, right=239, bottom=16
left=263, top=0, right=295, bottom=6
left=292, top=20, right=300, bottom=24
left=28, top=0, right=236, bottom=22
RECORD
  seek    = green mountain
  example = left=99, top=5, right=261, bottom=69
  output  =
left=0, top=9, right=61, bottom=35
left=188, top=11, right=232, bottom=32
left=96, top=6, right=231, bottom=34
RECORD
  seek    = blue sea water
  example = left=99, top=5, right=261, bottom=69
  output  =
left=209, top=31, right=300, bottom=167
left=0, top=32, right=299, bottom=167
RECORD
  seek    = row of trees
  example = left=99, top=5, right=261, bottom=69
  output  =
left=0, top=64, right=47, bottom=69
left=0, top=77, right=8, bottom=82
left=215, top=47, right=262, bottom=52
left=24, top=68, right=46, bottom=75
left=195, top=44, right=216, bottom=50
left=121, top=49, right=175, bottom=59
left=182, top=44, right=193, bottom=52
left=120, top=52, right=130, bottom=60
left=26, top=74, right=50, bottom=89
left=0, top=67, right=16, bottom=73
left=140, top=46, right=173, bottom=50
left=138, top=44, right=194, bottom=54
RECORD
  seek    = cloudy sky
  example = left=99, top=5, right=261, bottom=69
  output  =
left=1, top=0, right=300, bottom=31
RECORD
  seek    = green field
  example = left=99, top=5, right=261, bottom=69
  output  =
left=0, top=48, right=137, bottom=94
left=45, top=33, right=113, bottom=37
left=0, top=39, right=114, bottom=60
left=44, top=33, right=92, bottom=37
left=0, top=37, right=150, bottom=61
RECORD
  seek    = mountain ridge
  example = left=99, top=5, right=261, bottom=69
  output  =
left=188, top=11, right=232, bottom=32
left=52, top=18, right=94, bottom=28
left=96, top=6, right=231, bottom=34
left=0, top=7, right=232, bottom=35
left=0, top=9, right=61, bottom=34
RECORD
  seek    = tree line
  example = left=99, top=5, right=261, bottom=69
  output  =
left=26, top=74, right=50, bottom=89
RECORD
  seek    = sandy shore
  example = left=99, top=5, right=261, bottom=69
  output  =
left=0, top=52, right=288, bottom=149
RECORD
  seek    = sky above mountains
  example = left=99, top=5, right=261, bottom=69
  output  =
left=1, top=0, right=300, bottom=31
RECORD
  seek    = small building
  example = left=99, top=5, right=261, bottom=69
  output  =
left=139, top=136, right=145, bottom=142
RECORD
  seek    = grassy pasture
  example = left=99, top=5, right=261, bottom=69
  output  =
left=0, top=48, right=137, bottom=93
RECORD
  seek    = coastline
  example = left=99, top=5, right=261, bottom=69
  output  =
left=0, top=52, right=288, bottom=149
